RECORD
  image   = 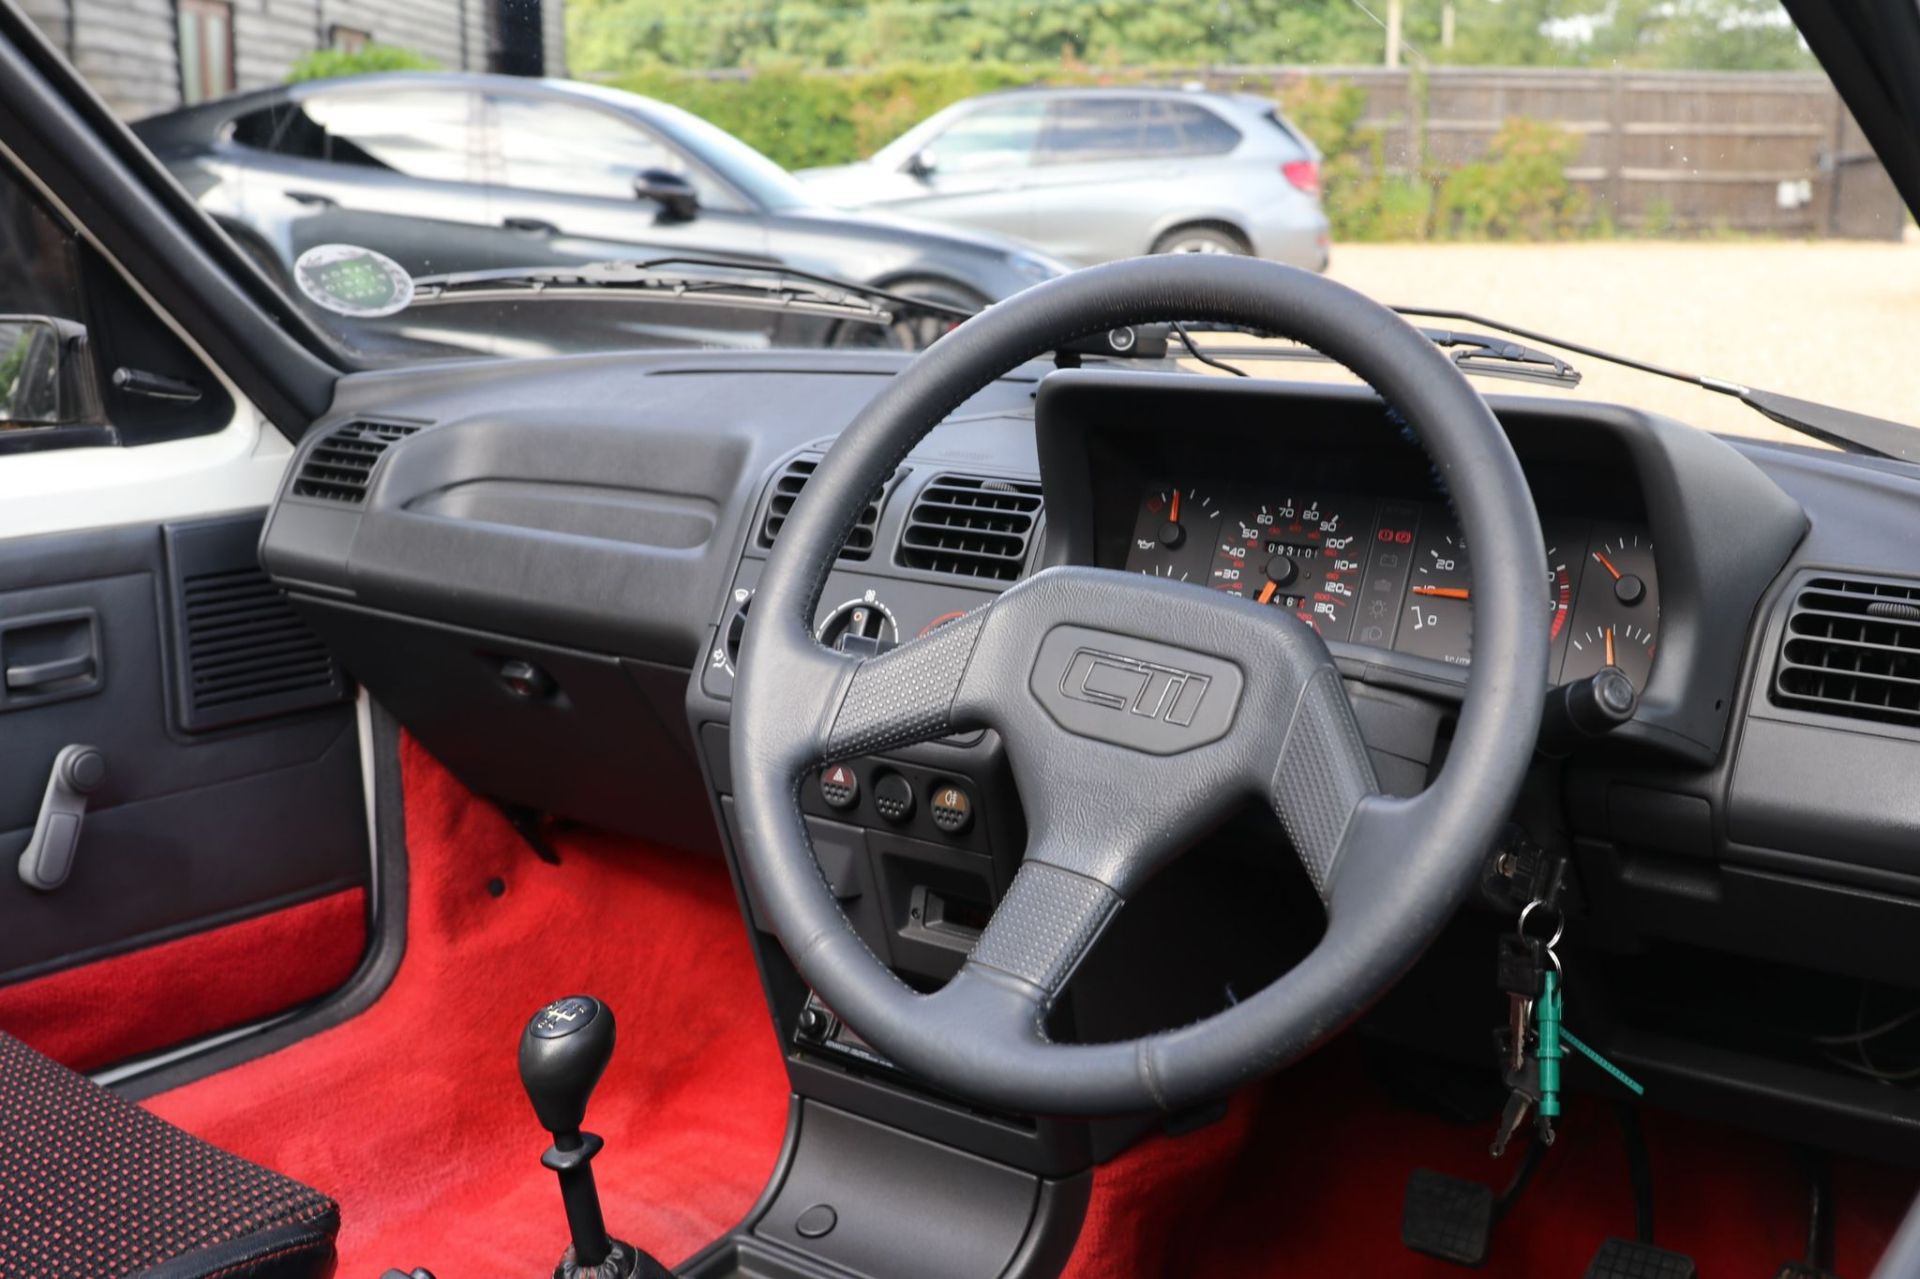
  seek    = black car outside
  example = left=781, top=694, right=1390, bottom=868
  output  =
left=133, top=72, right=1066, bottom=354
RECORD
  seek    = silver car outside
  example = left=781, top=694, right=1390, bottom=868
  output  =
left=799, top=87, right=1331, bottom=270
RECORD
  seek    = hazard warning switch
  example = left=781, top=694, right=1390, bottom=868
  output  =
left=820, top=764, right=859, bottom=810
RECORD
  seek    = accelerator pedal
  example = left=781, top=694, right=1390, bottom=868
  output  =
left=1402, top=1167, right=1495, bottom=1266
left=1584, top=1237, right=1697, bottom=1279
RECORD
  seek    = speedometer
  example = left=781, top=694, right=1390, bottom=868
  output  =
left=1210, top=495, right=1371, bottom=639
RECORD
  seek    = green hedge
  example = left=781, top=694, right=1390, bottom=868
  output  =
left=286, top=44, right=440, bottom=83
left=611, top=62, right=1053, bottom=171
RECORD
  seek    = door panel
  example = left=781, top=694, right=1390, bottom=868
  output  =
left=0, top=512, right=369, bottom=1067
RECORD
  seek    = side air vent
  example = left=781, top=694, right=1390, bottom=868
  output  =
left=290, top=420, right=420, bottom=505
left=165, top=516, right=347, bottom=733
left=897, top=473, right=1044, bottom=582
left=757, top=456, right=888, bottom=561
left=1772, top=575, right=1920, bottom=728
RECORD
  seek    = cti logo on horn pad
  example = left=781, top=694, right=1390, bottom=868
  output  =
left=1031, top=625, right=1243, bottom=754
left=1060, top=649, right=1212, bottom=727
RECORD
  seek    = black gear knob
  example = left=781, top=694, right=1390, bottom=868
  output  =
left=520, top=995, right=615, bottom=1137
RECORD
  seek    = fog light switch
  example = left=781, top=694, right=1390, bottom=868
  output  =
left=930, top=782, right=974, bottom=835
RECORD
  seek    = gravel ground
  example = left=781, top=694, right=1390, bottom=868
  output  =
left=1198, top=239, right=1920, bottom=447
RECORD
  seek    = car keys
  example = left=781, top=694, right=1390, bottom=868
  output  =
left=1495, top=933, right=1546, bottom=1075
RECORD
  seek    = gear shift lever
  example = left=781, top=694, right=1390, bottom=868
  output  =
left=519, top=996, right=668, bottom=1279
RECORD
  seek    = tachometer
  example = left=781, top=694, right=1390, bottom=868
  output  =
left=1398, top=529, right=1474, bottom=665
left=1393, top=525, right=1579, bottom=668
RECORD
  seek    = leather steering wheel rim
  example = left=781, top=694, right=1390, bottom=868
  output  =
left=732, top=255, right=1548, bottom=1117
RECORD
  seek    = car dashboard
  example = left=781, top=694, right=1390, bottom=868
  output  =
left=259, top=347, right=1920, bottom=1172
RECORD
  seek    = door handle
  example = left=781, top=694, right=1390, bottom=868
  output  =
left=5, top=654, right=94, bottom=692
left=284, top=189, right=337, bottom=208
left=503, top=216, right=560, bottom=235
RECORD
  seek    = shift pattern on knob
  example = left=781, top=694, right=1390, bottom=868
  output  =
left=531, top=996, right=601, bottom=1039
left=520, top=995, right=615, bottom=1138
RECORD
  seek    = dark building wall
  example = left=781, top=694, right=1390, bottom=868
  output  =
left=19, top=0, right=567, bottom=119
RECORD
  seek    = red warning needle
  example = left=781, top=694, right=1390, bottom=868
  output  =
left=1593, top=551, right=1623, bottom=581
left=1410, top=586, right=1471, bottom=600
left=1169, top=489, right=1181, bottom=523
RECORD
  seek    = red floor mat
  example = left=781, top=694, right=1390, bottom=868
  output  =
left=1066, top=1044, right=1916, bottom=1279
left=0, top=886, right=364, bottom=1073
left=146, top=737, right=789, bottom=1277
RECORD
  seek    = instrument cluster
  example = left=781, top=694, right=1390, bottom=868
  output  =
left=1125, top=484, right=1659, bottom=686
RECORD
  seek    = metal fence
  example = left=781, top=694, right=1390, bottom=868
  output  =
left=1175, top=66, right=1906, bottom=239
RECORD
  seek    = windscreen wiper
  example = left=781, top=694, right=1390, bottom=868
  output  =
left=1389, top=305, right=1920, bottom=463
left=410, top=257, right=976, bottom=323
left=1176, top=324, right=1581, bottom=388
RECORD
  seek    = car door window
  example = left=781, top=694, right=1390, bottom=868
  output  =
left=1039, top=97, right=1176, bottom=164
left=276, top=90, right=484, bottom=183
left=925, top=101, right=1044, bottom=175
left=488, top=96, right=728, bottom=207
left=1164, top=102, right=1243, bottom=155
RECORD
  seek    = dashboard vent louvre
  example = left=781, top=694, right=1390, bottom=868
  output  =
left=178, top=565, right=344, bottom=731
left=757, top=456, right=885, bottom=561
left=1772, top=575, right=1920, bottom=727
left=291, top=420, right=420, bottom=505
left=897, top=473, right=1044, bottom=582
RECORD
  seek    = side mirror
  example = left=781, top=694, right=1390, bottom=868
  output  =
left=634, top=168, right=700, bottom=222
left=0, top=317, right=95, bottom=428
left=905, top=148, right=937, bottom=180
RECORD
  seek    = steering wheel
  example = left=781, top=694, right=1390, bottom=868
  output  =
left=732, top=256, right=1548, bottom=1117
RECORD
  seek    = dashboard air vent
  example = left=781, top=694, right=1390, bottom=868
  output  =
left=897, top=473, right=1044, bottom=582
left=757, top=456, right=885, bottom=561
left=291, top=420, right=420, bottom=505
left=1772, top=575, right=1920, bottom=727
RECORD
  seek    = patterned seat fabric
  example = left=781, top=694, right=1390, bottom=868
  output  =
left=0, top=1032, right=338, bottom=1279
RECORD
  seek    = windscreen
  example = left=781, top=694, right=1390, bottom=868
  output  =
left=36, top=2, right=1920, bottom=440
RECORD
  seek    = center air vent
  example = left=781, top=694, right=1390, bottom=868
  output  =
left=291, top=420, right=420, bottom=505
left=1772, top=575, right=1920, bottom=727
left=757, top=456, right=888, bottom=561
left=897, top=473, right=1043, bottom=582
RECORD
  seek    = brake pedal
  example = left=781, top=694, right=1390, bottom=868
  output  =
left=1584, top=1237, right=1697, bottom=1279
left=1402, top=1167, right=1494, bottom=1266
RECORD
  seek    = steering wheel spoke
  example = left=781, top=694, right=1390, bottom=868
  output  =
left=821, top=602, right=997, bottom=761
left=1266, top=665, right=1381, bottom=899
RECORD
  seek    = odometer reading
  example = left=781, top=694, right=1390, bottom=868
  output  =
left=1208, top=495, right=1373, bottom=640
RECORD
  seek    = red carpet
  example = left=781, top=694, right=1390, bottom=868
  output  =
left=0, top=886, right=365, bottom=1073
left=130, top=732, right=1914, bottom=1278
left=146, top=736, right=790, bottom=1277
left=1066, top=1043, right=1916, bottom=1278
